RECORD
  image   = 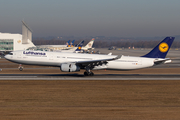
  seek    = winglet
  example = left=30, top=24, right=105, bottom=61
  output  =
left=142, top=37, right=175, bottom=58
left=113, top=55, right=122, bottom=60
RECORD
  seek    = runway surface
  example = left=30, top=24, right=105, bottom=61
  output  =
left=0, top=73, right=180, bottom=80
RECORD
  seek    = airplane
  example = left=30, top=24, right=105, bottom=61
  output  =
left=66, top=40, right=71, bottom=47
left=67, top=40, right=75, bottom=47
left=35, top=38, right=94, bottom=51
left=57, top=40, right=84, bottom=53
left=64, top=38, right=95, bottom=51
left=70, top=40, right=75, bottom=47
left=34, top=41, right=70, bottom=51
left=5, top=37, right=174, bottom=76
left=79, top=38, right=95, bottom=51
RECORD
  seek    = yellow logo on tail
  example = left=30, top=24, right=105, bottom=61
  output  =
left=159, top=42, right=169, bottom=52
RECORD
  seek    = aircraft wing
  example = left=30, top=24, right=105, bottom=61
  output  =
left=75, top=55, right=121, bottom=68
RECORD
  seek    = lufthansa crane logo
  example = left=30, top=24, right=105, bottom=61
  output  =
left=78, top=47, right=81, bottom=50
left=159, top=42, right=169, bottom=53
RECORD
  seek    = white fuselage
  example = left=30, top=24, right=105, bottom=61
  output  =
left=5, top=50, right=155, bottom=71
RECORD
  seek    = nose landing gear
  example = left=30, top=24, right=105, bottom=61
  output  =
left=18, top=64, right=23, bottom=71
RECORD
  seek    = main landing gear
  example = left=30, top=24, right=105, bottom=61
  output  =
left=84, top=71, right=94, bottom=76
left=84, top=67, right=94, bottom=76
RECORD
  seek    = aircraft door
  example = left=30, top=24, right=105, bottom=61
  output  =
left=138, top=59, right=142, bottom=65
left=17, top=53, right=21, bottom=58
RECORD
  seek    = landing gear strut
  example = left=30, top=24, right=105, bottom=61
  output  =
left=84, top=66, right=94, bottom=76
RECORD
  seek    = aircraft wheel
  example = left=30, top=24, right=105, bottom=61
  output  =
left=84, top=71, right=88, bottom=76
left=89, top=72, right=94, bottom=76
left=19, top=67, right=23, bottom=71
left=84, top=71, right=94, bottom=76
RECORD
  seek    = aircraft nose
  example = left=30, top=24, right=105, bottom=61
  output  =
left=4, top=55, right=8, bottom=59
left=4, top=55, right=10, bottom=60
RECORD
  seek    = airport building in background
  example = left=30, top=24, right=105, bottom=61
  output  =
left=0, top=21, right=68, bottom=52
left=0, top=21, right=94, bottom=52
left=0, top=21, right=35, bottom=52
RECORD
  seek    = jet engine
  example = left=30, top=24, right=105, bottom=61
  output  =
left=60, top=63, right=80, bottom=72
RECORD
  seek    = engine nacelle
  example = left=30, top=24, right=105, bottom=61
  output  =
left=60, top=63, right=80, bottom=72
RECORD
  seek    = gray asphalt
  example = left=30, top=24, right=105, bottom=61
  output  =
left=0, top=74, right=180, bottom=80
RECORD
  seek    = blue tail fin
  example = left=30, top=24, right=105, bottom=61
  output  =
left=75, top=40, right=84, bottom=51
left=71, top=40, right=75, bottom=47
left=142, top=37, right=175, bottom=58
left=66, top=40, right=71, bottom=47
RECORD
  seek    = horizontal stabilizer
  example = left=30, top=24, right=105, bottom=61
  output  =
left=154, top=58, right=171, bottom=65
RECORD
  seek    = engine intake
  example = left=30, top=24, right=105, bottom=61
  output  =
left=60, top=63, right=80, bottom=72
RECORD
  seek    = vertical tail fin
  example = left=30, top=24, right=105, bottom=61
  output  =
left=142, top=37, right=175, bottom=58
left=22, top=21, right=32, bottom=44
left=66, top=40, right=71, bottom=47
left=71, top=40, right=75, bottom=47
left=74, top=40, right=84, bottom=52
left=84, top=38, right=95, bottom=48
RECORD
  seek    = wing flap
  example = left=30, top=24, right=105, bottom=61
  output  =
left=76, top=55, right=121, bottom=69
left=76, top=55, right=121, bottom=64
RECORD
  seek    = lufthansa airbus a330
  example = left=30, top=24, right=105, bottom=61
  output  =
left=5, top=37, right=174, bottom=76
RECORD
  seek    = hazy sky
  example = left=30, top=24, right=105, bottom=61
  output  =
left=0, top=0, right=180, bottom=37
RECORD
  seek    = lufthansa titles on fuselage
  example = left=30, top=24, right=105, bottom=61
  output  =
left=23, top=51, right=47, bottom=57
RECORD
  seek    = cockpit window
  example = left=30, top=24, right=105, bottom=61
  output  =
left=9, top=53, right=13, bottom=55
